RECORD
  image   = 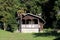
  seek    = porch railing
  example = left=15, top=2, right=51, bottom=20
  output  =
left=21, top=24, right=40, bottom=29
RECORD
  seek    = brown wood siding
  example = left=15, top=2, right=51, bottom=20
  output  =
left=39, top=23, right=44, bottom=31
left=22, top=16, right=37, bottom=19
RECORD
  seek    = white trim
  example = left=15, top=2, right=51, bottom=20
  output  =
left=21, top=29, right=39, bottom=33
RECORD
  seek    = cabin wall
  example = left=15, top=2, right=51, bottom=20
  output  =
left=21, top=29, right=39, bottom=33
left=39, top=23, right=44, bottom=31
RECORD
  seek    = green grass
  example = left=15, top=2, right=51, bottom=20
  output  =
left=0, top=30, right=57, bottom=40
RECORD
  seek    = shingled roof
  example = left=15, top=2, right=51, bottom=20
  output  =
left=23, top=13, right=46, bottom=24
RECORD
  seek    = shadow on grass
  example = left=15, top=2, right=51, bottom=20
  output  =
left=33, top=31, right=60, bottom=40
left=33, top=31, right=60, bottom=37
left=54, top=37, right=60, bottom=40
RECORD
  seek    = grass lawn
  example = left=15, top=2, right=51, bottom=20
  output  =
left=0, top=30, right=59, bottom=40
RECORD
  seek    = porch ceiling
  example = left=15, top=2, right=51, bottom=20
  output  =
left=22, top=16, right=37, bottom=20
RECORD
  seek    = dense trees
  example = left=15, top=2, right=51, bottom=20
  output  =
left=0, top=0, right=18, bottom=31
left=41, top=0, right=58, bottom=28
left=0, top=0, right=60, bottom=31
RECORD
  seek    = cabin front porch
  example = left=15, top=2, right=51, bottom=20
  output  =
left=19, top=19, right=41, bottom=33
left=17, top=13, right=45, bottom=33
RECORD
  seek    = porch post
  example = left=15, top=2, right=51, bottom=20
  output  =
left=20, top=14, right=22, bottom=32
left=38, top=19, right=40, bottom=32
left=31, top=19, right=33, bottom=28
left=25, top=19, right=26, bottom=28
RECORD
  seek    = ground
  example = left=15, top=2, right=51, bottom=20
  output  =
left=0, top=29, right=60, bottom=40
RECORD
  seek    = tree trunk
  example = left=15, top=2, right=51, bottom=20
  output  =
left=4, top=23, right=6, bottom=30
left=19, top=14, right=22, bottom=32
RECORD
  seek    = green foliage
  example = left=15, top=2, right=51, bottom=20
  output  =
left=0, top=0, right=43, bottom=31
left=0, top=0, right=18, bottom=31
left=0, top=0, right=60, bottom=31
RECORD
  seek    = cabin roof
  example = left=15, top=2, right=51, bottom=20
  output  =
left=23, top=13, right=46, bottom=24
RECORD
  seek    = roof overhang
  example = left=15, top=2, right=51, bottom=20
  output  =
left=23, top=13, right=46, bottom=24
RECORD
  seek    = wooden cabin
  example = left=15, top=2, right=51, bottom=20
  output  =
left=17, top=13, right=45, bottom=33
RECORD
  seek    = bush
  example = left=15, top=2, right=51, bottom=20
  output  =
left=6, top=24, right=18, bottom=32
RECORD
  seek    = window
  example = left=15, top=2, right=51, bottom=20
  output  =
left=22, top=19, right=38, bottom=24
left=33, top=19, right=38, bottom=24
left=26, top=19, right=31, bottom=24
left=22, top=19, right=25, bottom=24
